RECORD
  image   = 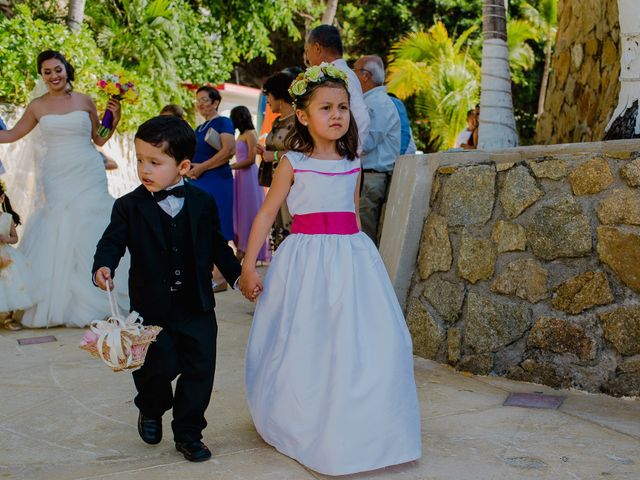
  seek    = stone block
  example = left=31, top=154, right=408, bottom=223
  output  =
left=447, top=328, right=461, bottom=365
left=599, top=305, right=640, bottom=356
left=463, top=292, right=531, bottom=354
left=491, top=220, right=527, bottom=253
left=417, top=213, right=452, bottom=280
left=405, top=298, right=446, bottom=360
left=507, top=359, right=569, bottom=389
left=603, top=373, right=640, bottom=397
left=441, top=165, right=495, bottom=226
left=551, top=271, right=614, bottom=314
left=499, top=166, right=544, bottom=218
left=526, top=195, right=592, bottom=260
left=491, top=259, right=549, bottom=303
left=527, top=316, right=596, bottom=361
left=596, top=188, right=640, bottom=225
left=422, top=276, right=465, bottom=324
left=457, top=353, right=493, bottom=375
left=597, top=226, right=640, bottom=293
left=457, top=230, right=497, bottom=284
left=618, top=355, right=640, bottom=374
left=528, top=159, right=568, bottom=180
left=620, top=159, right=640, bottom=187
left=568, top=157, right=613, bottom=195
left=496, top=162, right=515, bottom=172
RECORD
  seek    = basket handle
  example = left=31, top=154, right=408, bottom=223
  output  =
left=105, top=281, right=121, bottom=318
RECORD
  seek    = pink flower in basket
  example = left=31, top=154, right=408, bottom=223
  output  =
left=80, top=330, right=99, bottom=347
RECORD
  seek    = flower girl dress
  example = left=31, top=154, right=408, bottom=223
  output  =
left=0, top=211, right=33, bottom=313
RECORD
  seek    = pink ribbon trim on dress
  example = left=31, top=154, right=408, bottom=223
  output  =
left=293, top=167, right=361, bottom=176
left=291, top=212, right=359, bottom=235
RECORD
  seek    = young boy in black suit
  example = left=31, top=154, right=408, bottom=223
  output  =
left=92, top=115, right=241, bottom=462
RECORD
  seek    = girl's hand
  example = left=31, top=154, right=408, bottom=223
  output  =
left=255, top=144, right=266, bottom=156
left=239, top=269, right=263, bottom=302
left=258, top=147, right=274, bottom=163
left=188, top=163, right=207, bottom=179
left=106, top=98, right=122, bottom=125
left=95, top=266, right=114, bottom=291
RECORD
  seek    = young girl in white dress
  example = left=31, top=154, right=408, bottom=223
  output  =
left=239, top=64, right=421, bottom=476
left=0, top=181, right=33, bottom=330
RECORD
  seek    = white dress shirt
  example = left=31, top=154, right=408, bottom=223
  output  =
left=331, top=58, right=370, bottom=148
left=155, top=179, right=185, bottom=218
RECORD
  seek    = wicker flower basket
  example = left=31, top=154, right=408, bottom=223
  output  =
left=79, top=284, right=161, bottom=372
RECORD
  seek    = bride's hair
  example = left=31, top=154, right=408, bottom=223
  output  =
left=37, top=50, right=75, bottom=91
left=0, top=182, right=21, bottom=225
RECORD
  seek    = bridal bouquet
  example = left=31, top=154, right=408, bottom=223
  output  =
left=79, top=286, right=160, bottom=372
left=96, top=73, right=139, bottom=137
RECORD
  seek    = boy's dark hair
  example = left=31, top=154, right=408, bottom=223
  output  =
left=0, top=182, right=20, bottom=225
left=196, top=85, right=222, bottom=106
left=307, top=25, right=343, bottom=56
left=284, top=79, right=358, bottom=161
left=467, top=109, right=475, bottom=118
left=230, top=105, right=255, bottom=134
left=135, top=115, right=195, bottom=162
left=262, top=72, right=295, bottom=103
left=37, top=50, right=75, bottom=90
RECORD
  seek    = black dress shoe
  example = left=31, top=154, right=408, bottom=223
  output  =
left=137, top=413, right=162, bottom=444
left=175, top=441, right=212, bottom=462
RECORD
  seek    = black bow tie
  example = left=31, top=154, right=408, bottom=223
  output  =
left=154, top=185, right=186, bottom=202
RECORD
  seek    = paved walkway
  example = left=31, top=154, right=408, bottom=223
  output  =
left=1, top=281, right=639, bottom=480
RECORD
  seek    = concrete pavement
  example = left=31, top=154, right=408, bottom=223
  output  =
left=1, top=278, right=639, bottom=480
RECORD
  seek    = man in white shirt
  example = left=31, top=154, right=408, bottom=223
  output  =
left=353, top=55, right=401, bottom=245
left=304, top=25, right=370, bottom=147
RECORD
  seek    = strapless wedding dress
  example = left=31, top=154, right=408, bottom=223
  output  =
left=20, top=110, right=128, bottom=328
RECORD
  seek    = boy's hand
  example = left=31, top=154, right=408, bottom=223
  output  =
left=95, top=267, right=114, bottom=291
left=239, top=269, right=263, bottom=302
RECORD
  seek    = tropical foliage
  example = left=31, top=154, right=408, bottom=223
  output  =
left=387, top=23, right=481, bottom=150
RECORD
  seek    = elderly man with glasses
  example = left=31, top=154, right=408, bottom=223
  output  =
left=353, top=55, right=401, bottom=245
left=304, top=25, right=370, bottom=149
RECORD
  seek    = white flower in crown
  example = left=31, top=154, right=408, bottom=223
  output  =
left=288, top=63, right=349, bottom=101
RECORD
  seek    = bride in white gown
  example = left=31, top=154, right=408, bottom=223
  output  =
left=0, top=50, right=128, bottom=328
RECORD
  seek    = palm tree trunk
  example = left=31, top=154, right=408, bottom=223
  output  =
left=66, top=0, right=86, bottom=32
left=478, top=0, right=519, bottom=149
left=321, top=0, right=339, bottom=25
left=604, top=0, right=640, bottom=139
left=537, top=29, right=553, bottom=117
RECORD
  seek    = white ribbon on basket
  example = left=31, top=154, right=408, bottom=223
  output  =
left=90, top=282, right=144, bottom=369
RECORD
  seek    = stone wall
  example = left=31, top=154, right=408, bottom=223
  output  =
left=403, top=144, right=640, bottom=397
left=535, top=0, right=620, bottom=144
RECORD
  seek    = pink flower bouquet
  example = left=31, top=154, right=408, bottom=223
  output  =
left=96, top=73, right=139, bottom=138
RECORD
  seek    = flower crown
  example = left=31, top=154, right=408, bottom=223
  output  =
left=0, top=179, right=6, bottom=194
left=288, top=63, right=349, bottom=102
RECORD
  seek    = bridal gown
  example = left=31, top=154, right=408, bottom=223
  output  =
left=20, top=110, right=128, bottom=328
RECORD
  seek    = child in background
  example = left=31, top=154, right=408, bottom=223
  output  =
left=0, top=181, right=33, bottom=330
left=229, top=105, right=270, bottom=263
left=239, top=64, right=421, bottom=476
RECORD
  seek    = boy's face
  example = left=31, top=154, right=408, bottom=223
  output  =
left=135, top=139, right=191, bottom=192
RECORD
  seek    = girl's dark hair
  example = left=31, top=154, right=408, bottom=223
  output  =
left=37, top=50, right=75, bottom=90
left=196, top=85, right=221, bottom=108
left=230, top=105, right=255, bottom=134
left=262, top=72, right=294, bottom=103
left=135, top=115, right=195, bottom=162
left=0, top=183, right=20, bottom=225
left=284, top=80, right=358, bottom=161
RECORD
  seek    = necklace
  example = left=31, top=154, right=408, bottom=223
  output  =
left=197, top=117, right=215, bottom=133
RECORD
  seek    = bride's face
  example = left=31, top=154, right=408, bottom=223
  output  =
left=40, top=59, right=68, bottom=93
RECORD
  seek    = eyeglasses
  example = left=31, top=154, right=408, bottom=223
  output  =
left=196, top=98, right=212, bottom=105
left=354, top=68, right=371, bottom=76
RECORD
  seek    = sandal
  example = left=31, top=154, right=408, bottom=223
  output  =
left=3, top=318, right=22, bottom=331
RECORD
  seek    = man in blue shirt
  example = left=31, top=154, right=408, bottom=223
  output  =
left=354, top=55, right=401, bottom=245
left=388, top=93, right=416, bottom=155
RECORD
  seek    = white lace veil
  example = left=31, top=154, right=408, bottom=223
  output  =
left=2, top=78, right=48, bottom=226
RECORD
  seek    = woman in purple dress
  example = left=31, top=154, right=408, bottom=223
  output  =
left=230, top=106, right=270, bottom=263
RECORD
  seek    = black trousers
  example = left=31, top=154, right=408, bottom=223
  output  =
left=132, top=299, right=217, bottom=443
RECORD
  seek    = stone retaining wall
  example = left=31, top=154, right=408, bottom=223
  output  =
left=402, top=143, right=640, bottom=397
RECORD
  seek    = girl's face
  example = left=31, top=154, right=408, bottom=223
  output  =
left=196, top=91, right=219, bottom=119
left=297, top=86, right=350, bottom=142
left=40, top=58, right=68, bottom=93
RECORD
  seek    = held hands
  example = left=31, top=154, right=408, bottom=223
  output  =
left=188, top=163, right=207, bottom=180
left=95, top=266, right=114, bottom=291
left=256, top=144, right=274, bottom=162
left=239, top=268, right=263, bottom=302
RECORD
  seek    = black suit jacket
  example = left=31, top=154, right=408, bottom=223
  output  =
left=92, top=183, right=241, bottom=319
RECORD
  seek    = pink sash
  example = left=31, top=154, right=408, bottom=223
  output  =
left=291, top=212, right=359, bottom=235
